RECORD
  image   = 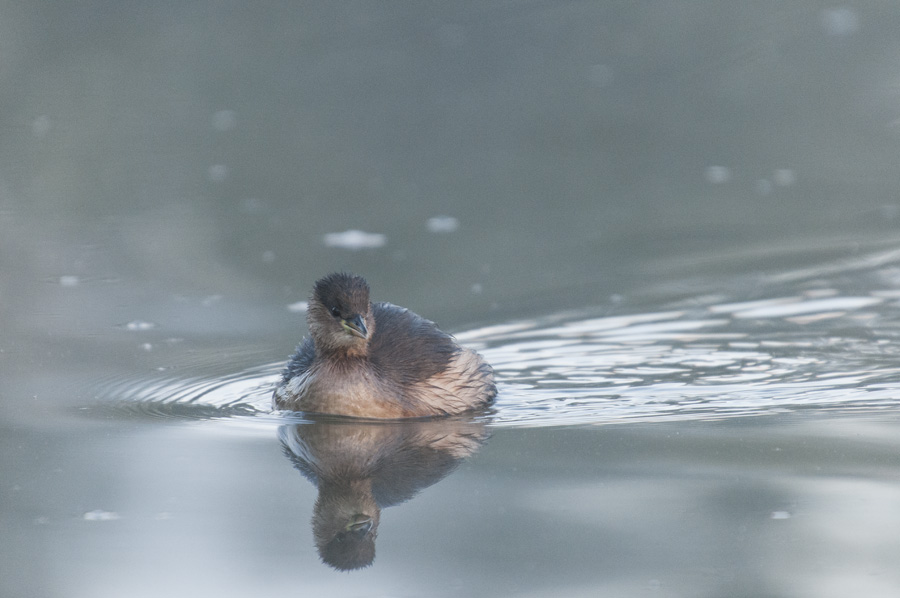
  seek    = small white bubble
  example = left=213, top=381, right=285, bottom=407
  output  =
left=83, top=509, right=121, bottom=521
left=770, top=510, right=791, bottom=520
left=141, top=343, right=153, bottom=351
left=756, top=179, right=773, bottom=196
left=122, top=320, right=157, bottom=331
left=427, top=215, right=459, bottom=233
left=821, top=7, right=859, bottom=37
left=704, top=165, right=731, bottom=184
left=32, top=115, right=52, bottom=138
left=261, top=250, right=276, bottom=263
left=323, top=229, right=387, bottom=250
left=773, top=169, right=796, bottom=187
left=59, top=275, right=80, bottom=287
left=208, top=164, right=228, bottom=183
left=287, top=301, right=309, bottom=312
left=201, top=294, right=223, bottom=307
left=211, top=109, right=237, bottom=131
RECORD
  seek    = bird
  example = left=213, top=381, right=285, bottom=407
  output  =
left=278, top=417, right=489, bottom=569
left=273, top=273, right=496, bottom=418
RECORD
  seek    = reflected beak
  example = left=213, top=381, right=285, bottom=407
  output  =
left=347, top=514, right=373, bottom=537
left=341, top=314, right=368, bottom=339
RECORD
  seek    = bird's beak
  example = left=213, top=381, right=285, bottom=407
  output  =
left=341, top=314, right=368, bottom=339
left=346, top=514, right=374, bottom=537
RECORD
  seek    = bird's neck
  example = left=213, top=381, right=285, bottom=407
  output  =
left=317, top=339, right=369, bottom=361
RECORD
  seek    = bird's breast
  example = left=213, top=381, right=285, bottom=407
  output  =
left=284, top=360, right=410, bottom=418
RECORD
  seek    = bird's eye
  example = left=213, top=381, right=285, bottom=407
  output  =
left=329, top=306, right=341, bottom=318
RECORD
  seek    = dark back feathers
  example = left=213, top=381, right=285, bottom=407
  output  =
left=368, top=302, right=458, bottom=387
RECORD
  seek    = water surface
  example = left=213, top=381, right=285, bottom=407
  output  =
left=5, top=2, right=900, bottom=597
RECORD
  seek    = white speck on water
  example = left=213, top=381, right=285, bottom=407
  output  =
left=704, top=165, right=731, bottom=184
left=288, top=301, right=309, bottom=312
left=211, top=109, right=237, bottom=131
left=32, top=115, right=52, bottom=138
left=154, top=512, right=173, bottom=521
left=323, top=229, right=387, bottom=249
left=770, top=511, right=791, bottom=520
left=122, top=320, right=157, bottom=331
left=471, top=283, right=483, bottom=295
left=34, top=516, right=50, bottom=525
left=141, top=343, right=153, bottom=351
left=262, top=250, right=276, bottom=263
left=427, top=215, right=459, bottom=233
left=208, top=164, right=228, bottom=183
left=755, top=179, right=773, bottom=196
left=201, top=294, right=223, bottom=307
left=83, top=509, right=121, bottom=521
left=59, top=275, right=80, bottom=287
left=773, top=169, right=797, bottom=187
left=821, top=7, right=859, bottom=37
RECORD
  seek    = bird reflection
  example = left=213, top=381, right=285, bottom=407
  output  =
left=278, top=415, right=489, bottom=571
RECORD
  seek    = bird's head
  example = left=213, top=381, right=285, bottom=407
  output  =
left=307, top=273, right=374, bottom=357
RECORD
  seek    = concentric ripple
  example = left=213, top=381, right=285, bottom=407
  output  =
left=87, top=286, right=900, bottom=428
left=89, top=362, right=280, bottom=421
left=469, top=293, right=900, bottom=427
left=83, top=239, right=900, bottom=428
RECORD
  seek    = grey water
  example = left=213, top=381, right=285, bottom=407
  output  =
left=5, top=2, right=900, bottom=597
